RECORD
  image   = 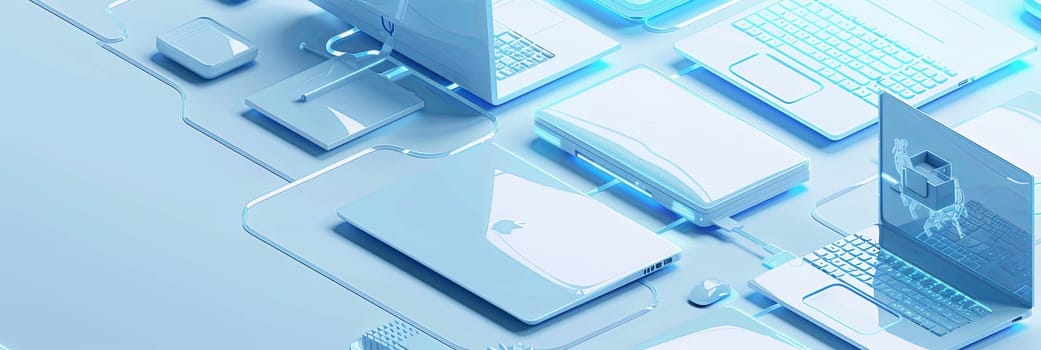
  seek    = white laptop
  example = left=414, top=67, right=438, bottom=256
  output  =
left=310, top=0, right=619, bottom=105
left=676, top=0, right=1035, bottom=140
left=336, top=143, right=681, bottom=325
left=535, top=67, right=809, bottom=227
left=751, top=93, right=1034, bottom=349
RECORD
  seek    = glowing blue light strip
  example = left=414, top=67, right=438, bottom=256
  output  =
left=533, top=126, right=562, bottom=148
left=670, top=202, right=697, bottom=221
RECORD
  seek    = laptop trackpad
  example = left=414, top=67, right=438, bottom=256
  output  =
left=730, top=53, right=821, bottom=104
left=803, top=285, right=902, bottom=335
left=495, top=0, right=565, bottom=36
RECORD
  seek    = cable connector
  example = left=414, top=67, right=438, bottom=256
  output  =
left=712, top=217, right=796, bottom=269
left=713, top=217, right=742, bottom=231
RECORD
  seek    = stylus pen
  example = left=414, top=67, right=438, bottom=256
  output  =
left=298, top=57, right=384, bottom=102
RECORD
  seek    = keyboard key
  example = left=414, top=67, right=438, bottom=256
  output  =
left=747, top=15, right=766, bottom=26
left=880, top=56, right=902, bottom=68
left=861, top=67, right=882, bottom=80
left=839, top=79, right=859, bottom=91
left=881, top=45, right=899, bottom=55
left=800, top=24, right=819, bottom=36
left=836, top=65, right=870, bottom=85
left=740, top=0, right=952, bottom=116
left=760, top=22, right=785, bottom=37
left=761, top=11, right=779, bottom=22
left=895, top=52, right=915, bottom=64
left=792, top=41, right=817, bottom=55
left=494, top=30, right=554, bottom=80
left=777, top=45, right=825, bottom=71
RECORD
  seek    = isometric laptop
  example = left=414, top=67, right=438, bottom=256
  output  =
left=336, top=143, right=681, bottom=325
left=535, top=67, right=809, bottom=227
left=751, top=93, right=1034, bottom=349
left=675, top=0, right=1035, bottom=140
left=311, top=0, right=619, bottom=105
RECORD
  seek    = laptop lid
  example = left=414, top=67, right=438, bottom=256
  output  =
left=308, top=0, right=495, bottom=99
left=336, top=143, right=680, bottom=324
left=535, top=67, right=809, bottom=215
left=879, top=93, right=1034, bottom=307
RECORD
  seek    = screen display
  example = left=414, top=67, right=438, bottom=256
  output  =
left=880, top=94, right=1034, bottom=305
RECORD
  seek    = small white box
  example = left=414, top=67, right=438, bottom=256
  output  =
left=157, top=17, right=257, bottom=79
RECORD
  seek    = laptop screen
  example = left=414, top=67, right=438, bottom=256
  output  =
left=879, top=93, right=1034, bottom=306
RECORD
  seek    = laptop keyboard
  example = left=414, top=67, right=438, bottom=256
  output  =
left=733, top=0, right=958, bottom=106
left=805, top=233, right=992, bottom=336
left=919, top=200, right=1033, bottom=301
left=494, top=30, right=555, bottom=81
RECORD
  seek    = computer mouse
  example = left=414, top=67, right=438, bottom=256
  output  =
left=688, top=278, right=732, bottom=307
left=1028, top=0, right=1041, bottom=20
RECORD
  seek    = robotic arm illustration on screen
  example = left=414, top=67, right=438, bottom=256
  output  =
left=892, top=138, right=967, bottom=238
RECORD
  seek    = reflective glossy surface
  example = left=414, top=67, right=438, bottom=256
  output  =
left=337, top=144, right=680, bottom=324
left=245, top=59, right=425, bottom=151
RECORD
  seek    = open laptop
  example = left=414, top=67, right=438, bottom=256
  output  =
left=675, top=0, right=1035, bottom=140
left=310, top=0, right=619, bottom=105
left=751, top=93, right=1034, bottom=349
left=336, top=144, right=681, bottom=325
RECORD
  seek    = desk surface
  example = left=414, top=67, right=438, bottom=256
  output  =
left=1, top=0, right=1038, bottom=349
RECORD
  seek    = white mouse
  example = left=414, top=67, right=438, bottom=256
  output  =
left=688, top=278, right=732, bottom=306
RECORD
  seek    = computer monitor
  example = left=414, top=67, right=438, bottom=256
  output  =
left=309, top=0, right=492, bottom=98
left=879, top=93, right=1034, bottom=307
